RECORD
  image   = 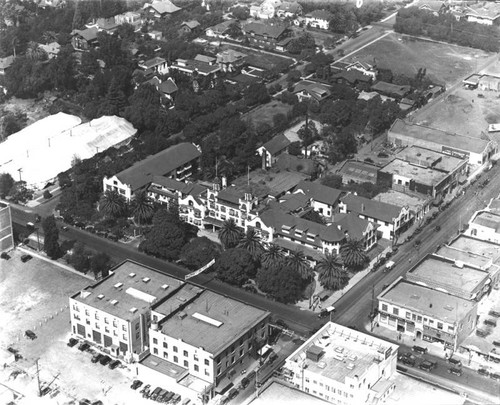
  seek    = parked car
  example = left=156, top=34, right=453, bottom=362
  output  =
left=448, top=367, right=463, bottom=376
left=490, top=372, right=500, bottom=381
left=240, top=377, right=250, bottom=389
left=130, top=380, right=143, bottom=390
left=1, top=252, right=10, bottom=260
left=398, top=353, right=416, bottom=367
left=447, top=357, right=462, bottom=367
left=419, top=360, right=436, bottom=372
left=171, top=393, right=181, bottom=404
left=247, top=370, right=256, bottom=380
left=478, top=368, right=490, bottom=377
left=164, top=392, right=175, bottom=402
left=25, top=330, right=37, bottom=340
left=228, top=388, right=239, bottom=400
left=275, top=319, right=288, bottom=329
left=109, top=359, right=121, bottom=369
left=78, top=342, right=90, bottom=352
left=99, top=355, right=111, bottom=366
left=21, top=254, right=33, bottom=263
left=91, top=353, right=103, bottom=363
left=67, top=338, right=78, bottom=347
left=140, top=384, right=151, bottom=395
left=156, top=389, right=167, bottom=402
left=412, top=345, right=428, bottom=354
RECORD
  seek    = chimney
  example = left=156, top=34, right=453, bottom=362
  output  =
left=221, top=175, right=227, bottom=189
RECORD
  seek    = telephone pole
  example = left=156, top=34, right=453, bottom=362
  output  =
left=35, top=358, right=42, bottom=397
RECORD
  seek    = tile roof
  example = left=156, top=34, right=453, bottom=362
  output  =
left=114, top=143, right=201, bottom=191
left=341, top=193, right=403, bottom=223
left=207, top=19, right=237, bottom=35
left=243, top=22, right=288, bottom=39
left=276, top=1, right=302, bottom=14
left=294, top=181, right=342, bottom=205
left=334, top=212, right=375, bottom=240
left=277, top=193, right=310, bottom=213
left=150, top=176, right=206, bottom=197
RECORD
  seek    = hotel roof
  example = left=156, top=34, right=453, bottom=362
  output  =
left=72, top=261, right=183, bottom=321
left=379, top=280, right=475, bottom=323
left=157, top=290, right=269, bottom=355
left=286, top=322, right=397, bottom=383
left=294, top=181, right=342, bottom=205
left=341, top=193, right=403, bottom=223
left=380, top=159, right=448, bottom=187
left=249, top=381, right=326, bottom=405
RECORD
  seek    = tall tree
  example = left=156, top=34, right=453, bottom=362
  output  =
left=99, top=190, right=127, bottom=218
left=98, top=78, right=127, bottom=116
left=316, top=252, right=348, bottom=291
left=214, top=248, right=256, bottom=286
left=180, top=237, right=222, bottom=270
left=42, top=215, right=60, bottom=259
left=340, top=239, right=368, bottom=271
left=287, top=250, right=312, bottom=280
left=90, top=252, right=112, bottom=279
left=256, top=263, right=303, bottom=304
left=130, top=190, right=154, bottom=225
left=0, top=173, right=14, bottom=198
left=237, top=228, right=264, bottom=260
left=26, top=41, right=47, bottom=62
left=260, top=243, right=285, bottom=270
left=218, top=219, right=243, bottom=249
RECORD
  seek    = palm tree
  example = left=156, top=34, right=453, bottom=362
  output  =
left=287, top=249, right=312, bottom=280
left=260, top=243, right=285, bottom=270
left=99, top=190, right=126, bottom=218
left=131, top=190, right=154, bottom=225
left=316, top=252, right=348, bottom=291
left=340, top=239, right=368, bottom=271
left=237, top=228, right=264, bottom=259
left=218, top=219, right=243, bottom=249
left=26, top=41, right=47, bottom=62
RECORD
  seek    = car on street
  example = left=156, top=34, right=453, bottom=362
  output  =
left=412, top=345, right=428, bottom=354
left=247, top=370, right=256, bottom=380
left=130, top=380, right=143, bottom=390
left=228, top=388, right=239, bottom=400
left=491, top=372, right=500, bottom=381
left=109, top=359, right=121, bottom=369
left=78, top=342, right=90, bottom=352
left=21, top=254, right=33, bottom=263
left=149, top=387, right=161, bottom=400
left=25, top=330, right=37, bottom=340
left=67, top=338, right=78, bottom=347
left=240, top=377, right=250, bottom=389
left=140, top=384, right=150, bottom=394
left=91, top=353, right=103, bottom=363
left=478, top=368, right=490, bottom=377
left=398, top=353, right=416, bottom=366
left=1, top=252, right=10, bottom=260
left=448, top=367, right=463, bottom=376
left=447, top=357, right=462, bottom=367
left=99, top=355, right=111, bottom=366
left=419, top=360, right=437, bottom=372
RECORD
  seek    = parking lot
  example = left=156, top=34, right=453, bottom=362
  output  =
left=0, top=250, right=149, bottom=404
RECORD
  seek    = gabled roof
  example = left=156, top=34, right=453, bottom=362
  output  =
left=207, top=19, right=237, bottom=35
left=293, top=80, right=331, bottom=100
left=306, top=9, right=333, bottom=21
left=113, top=143, right=201, bottom=191
left=181, top=20, right=200, bottom=29
left=158, top=77, right=178, bottom=95
left=140, top=56, right=166, bottom=69
left=217, top=187, right=244, bottom=206
left=97, top=17, right=119, bottom=30
left=243, top=22, right=288, bottom=39
left=294, top=181, right=342, bottom=205
left=332, top=70, right=372, bottom=84
left=0, top=55, right=15, bottom=70
left=216, top=49, right=247, bottom=64
left=72, top=27, right=99, bottom=41
left=194, top=54, right=216, bottom=64
left=334, top=212, right=376, bottom=240
left=371, top=81, right=411, bottom=97
left=277, top=1, right=302, bottom=14
left=277, top=193, right=310, bottom=213
left=341, top=193, right=403, bottom=223
left=145, top=0, right=181, bottom=15
left=39, top=42, right=60, bottom=55
left=150, top=176, right=206, bottom=197
left=261, top=134, right=291, bottom=155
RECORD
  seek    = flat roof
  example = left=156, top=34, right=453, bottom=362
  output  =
left=248, top=381, right=327, bottom=405
left=406, top=255, right=489, bottom=298
left=395, top=146, right=465, bottom=173
left=381, top=159, right=447, bottom=186
left=158, top=290, right=269, bottom=355
left=389, top=119, right=490, bottom=155
left=375, top=190, right=428, bottom=212
left=140, top=354, right=188, bottom=381
left=435, top=245, right=492, bottom=270
left=380, top=280, right=475, bottom=323
left=286, top=322, right=398, bottom=383
left=472, top=211, right=500, bottom=233
left=72, top=261, right=183, bottom=321
left=448, top=235, right=500, bottom=261
left=338, top=160, right=378, bottom=182
left=153, top=283, right=204, bottom=317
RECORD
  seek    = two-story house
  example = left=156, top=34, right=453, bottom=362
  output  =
left=71, top=27, right=99, bottom=51
left=293, top=181, right=343, bottom=221
left=242, top=22, right=289, bottom=50
left=143, top=0, right=181, bottom=20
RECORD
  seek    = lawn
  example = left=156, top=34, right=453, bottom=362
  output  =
left=346, top=32, right=494, bottom=86
left=245, top=99, right=293, bottom=128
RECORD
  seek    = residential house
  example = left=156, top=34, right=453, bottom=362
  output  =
left=138, top=56, right=168, bottom=75
left=419, top=1, right=446, bottom=16
left=276, top=1, right=302, bottom=18
left=377, top=278, right=477, bottom=350
left=463, top=2, right=500, bottom=25
left=169, top=55, right=220, bottom=77
left=344, top=61, right=377, bottom=80
left=216, top=50, right=247, bottom=73
left=115, top=11, right=142, bottom=27
left=102, top=143, right=201, bottom=201
left=303, top=10, right=333, bottom=30
left=339, top=193, right=411, bottom=240
left=179, top=20, right=200, bottom=35
left=256, top=134, right=292, bottom=169
left=141, top=76, right=178, bottom=104
left=71, top=27, right=99, bottom=51
left=478, top=75, right=500, bottom=92
left=147, top=30, right=163, bottom=41
left=143, top=0, right=181, bottom=20
left=37, top=0, right=66, bottom=8
left=0, top=56, right=15, bottom=75
left=250, top=0, right=282, bottom=19
left=293, top=181, right=343, bottom=221
left=205, top=19, right=237, bottom=39
left=283, top=322, right=398, bottom=405
left=330, top=70, right=372, bottom=88
left=92, top=17, right=119, bottom=33
left=242, top=22, right=289, bottom=50
left=371, top=81, right=411, bottom=99
left=293, top=80, right=332, bottom=105
left=38, top=42, right=60, bottom=59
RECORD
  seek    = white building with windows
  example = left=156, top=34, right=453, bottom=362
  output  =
left=283, top=322, right=398, bottom=405
left=467, top=210, right=500, bottom=245
left=69, top=260, right=183, bottom=361
left=293, top=181, right=343, bottom=221
left=0, top=201, right=14, bottom=252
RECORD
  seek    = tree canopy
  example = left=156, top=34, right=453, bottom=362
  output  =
left=214, top=248, right=257, bottom=287
left=256, top=263, right=303, bottom=304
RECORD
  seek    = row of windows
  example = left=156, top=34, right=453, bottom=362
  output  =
left=152, top=339, right=210, bottom=365
left=151, top=348, right=210, bottom=376
left=381, top=304, right=455, bottom=332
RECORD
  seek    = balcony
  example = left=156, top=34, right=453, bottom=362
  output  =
left=176, top=164, right=192, bottom=175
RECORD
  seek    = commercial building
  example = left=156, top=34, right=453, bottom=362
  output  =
left=375, top=190, right=430, bottom=222
left=467, top=210, right=500, bottom=244
left=283, top=322, right=398, bottom=404
left=377, top=278, right=477, bottom=349
left=388, top=119, right=496, bottom=166
left=337, top=160, right=379, bottom=185
left=0, top=201, right=14, bottom=252
left=339, top=194, right=411, bottom=240
left=103, top=143, right=201, bottom=201
left=69, top=261, right=184, bottom=361
left=144, top=284, right=270, bottom=399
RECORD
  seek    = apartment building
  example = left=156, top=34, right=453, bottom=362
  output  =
left=102, top=143, right=201, bottom=201
left=69, top=261, right=183, bottom=361
left=339, top=194, right=411, bottom=240
left=377, top=278, right=477, bottom=350
left=143, top=285, right=270, bottom=398
left=283, top=322, right=398, bottom=405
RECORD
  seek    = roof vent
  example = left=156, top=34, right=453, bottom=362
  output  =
left=142, top=277, right=151, bottom=283
left=114, top=282, right=123, bottom=289
left=97, top=294, right=105, bottom=300
left=130, top=307, right=138, bottom=313
left=110, top=299, right=119, bottom=305
left=161, top=284, right=169, bottom=290
left=129, top=273, right=136, bottom=278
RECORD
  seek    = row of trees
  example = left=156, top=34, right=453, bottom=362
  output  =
left=394, top=7, right=500, bottom=52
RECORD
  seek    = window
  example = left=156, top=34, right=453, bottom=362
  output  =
left=72, top=304, right=79, bottom=312
left=153, top=338, right=158, bottom=344
left=123, top=334, right=127, bottom=341
left=417, top=316, right=422, bottom=322
left=205, top=369, right=209, bottom=376
left=381, top=304, right=388, bottom=312
left=95, top=323, right=99, bottom=329
left=153, top=348, right=158, bottom=354
left=437, top=322, right=443, bottom=330
left=113, top=320, right=117, bottom=327
left=86, top=319, right=90, bottom=325
left=95, top=313, right=99, bottom=320
left=163, top=352, right=168, bottom=359
left=393, top=308, right=399, bottom=316
left=194, top=354, right=199, bottom=361
left=105, top=318, right=109, bottom=324
left=173, top=346, right=178, bottom=353
left=204, top=359, right=209, bottom=366
left=174, top=356, right=178, bottom=363
left=194, top=365, right=199, bottom=372
left=113, top=331, right=118, bottom=337
left=184, top=360, right=189, bottom=367
left=183, top=350, right=188, bottom=357
left=305, top=377, right=310, bottom=383
left=135, top=323, right=139, bottom=330
left=122, top=325, right=126, bottom=331
left=406, top=312, right=411, bottom=320
left=85, top=309, right=89, bottom=316
left=136, top=331, right=140, bottom=339
left=163, top=342, right=168, bottom=349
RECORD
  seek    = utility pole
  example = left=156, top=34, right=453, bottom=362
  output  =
left=370, top=284, right=375, bottom=332
left=35, top=358, right=42, bottom=397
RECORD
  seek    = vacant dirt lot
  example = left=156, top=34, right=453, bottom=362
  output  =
left=245, top=100, right=292, bottom=128
left=346, top=33, right=493, bottom=87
